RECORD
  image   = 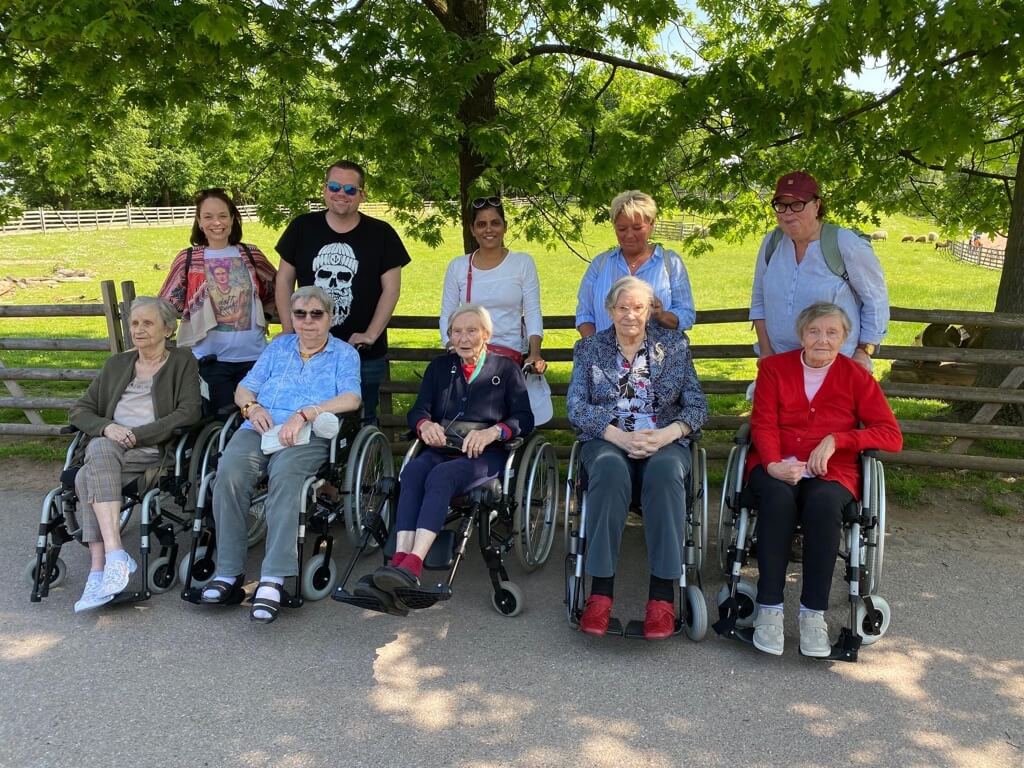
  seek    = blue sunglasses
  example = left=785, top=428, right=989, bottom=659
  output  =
left=326, top=181, right=362, bottom=195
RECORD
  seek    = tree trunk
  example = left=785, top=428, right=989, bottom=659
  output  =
left=457, top=72, right=497, bottom=253
left=973, top=144, right=1024, bottom=415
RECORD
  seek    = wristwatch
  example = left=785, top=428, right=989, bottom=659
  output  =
left=857, top=342, right=877, bottom=356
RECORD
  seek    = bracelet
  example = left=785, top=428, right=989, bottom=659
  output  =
left=297, top=408, right=310, bottom=423
left=241, top=400, right=258, bottom=418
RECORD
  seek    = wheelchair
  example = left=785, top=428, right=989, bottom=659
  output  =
left=178, top=409, right=394, bottom=608
left=713, top=424, right=890, bottom=662
left=562, top=437, right=709, bottom=640
left=27, top=421, right=219, bottom=604
left=332, top=430, right=559, bottom=617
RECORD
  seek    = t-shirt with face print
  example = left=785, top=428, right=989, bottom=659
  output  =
left=275, top=212, right=411, bottom=360
left=191, top=246, right=267, bottom=362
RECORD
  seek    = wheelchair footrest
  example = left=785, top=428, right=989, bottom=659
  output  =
left=331, top=588, right=399, bottom=615
left=825, top=626, right=862, bottom=663
left=108, top=589, right=150, bottom=606
left=393, top=584, right=452, bottom=611
left=570, top=616, right=624, bottom=636
left=622, top=619, right=685, bottom=640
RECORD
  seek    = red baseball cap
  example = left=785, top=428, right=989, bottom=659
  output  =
left=773, top=171, right=820, bottom=202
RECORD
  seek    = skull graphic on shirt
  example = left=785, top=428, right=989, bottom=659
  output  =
left=313, top=243, right=359, bottom=327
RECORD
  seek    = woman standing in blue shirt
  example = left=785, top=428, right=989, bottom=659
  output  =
left=575, top=190, right=695, bottom=337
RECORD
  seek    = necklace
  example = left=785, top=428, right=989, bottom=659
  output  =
left=299, top=338, right=328, bottom=361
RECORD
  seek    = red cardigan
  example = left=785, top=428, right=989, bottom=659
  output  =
left=745, top=350, right=902, bottom=499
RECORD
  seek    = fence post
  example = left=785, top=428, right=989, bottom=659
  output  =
left=119, top=281, right=137, bottom=348
left=126, top=204, right=132, bottom=228
left=39, top=208, right=46, bottom=234
left=100, top=281, right=124, bottom=353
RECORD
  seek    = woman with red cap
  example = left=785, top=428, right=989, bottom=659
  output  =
left=749, top=171, right=889, bottom=372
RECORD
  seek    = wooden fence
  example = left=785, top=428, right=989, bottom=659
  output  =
left=3, top=287, right=1024, bottom=474
left=951, top=241, right=1006, bottom=269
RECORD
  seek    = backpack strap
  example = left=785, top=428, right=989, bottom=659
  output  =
left=764, top=228, right=783, bottom=266
left=764, top=224, right=850, bottom=282
left=181, top=246, right=194, bottom=296
left=239, top=243, right=257, bottom=271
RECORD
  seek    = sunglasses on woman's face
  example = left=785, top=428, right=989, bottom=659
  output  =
left=292, top=309, right=326, bottom=319
left=326, top=181, right=362, bottom=195
left=471, top=196, right=502, bottom=208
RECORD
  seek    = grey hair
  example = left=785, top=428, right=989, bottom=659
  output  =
left=610, top=190, right=657, bottom=224
left=795, top=301, right=852, bottom=339
left=448, top=302, right=494, bottom=338
left=604, top=276, right=654, bottom=316
left=291, top=285, right=335, bottom=316
left=130, top=296, right=178, bottom=335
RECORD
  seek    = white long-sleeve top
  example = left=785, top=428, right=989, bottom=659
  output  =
left=440, top=250, right=544, bottom=351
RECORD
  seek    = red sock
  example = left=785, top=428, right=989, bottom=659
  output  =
left=401, top=554, right=424, bottom=579
left=390, top=552, right=407, bottom=568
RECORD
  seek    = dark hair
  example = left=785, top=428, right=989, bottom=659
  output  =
left=471, top=199, right=506, bottom=225
left=191, top=188, right=243, bottom=246
left=325, top=160, right=366, bottom=188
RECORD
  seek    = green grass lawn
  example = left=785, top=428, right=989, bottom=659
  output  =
left=1, top=213, right=1020, bottom=513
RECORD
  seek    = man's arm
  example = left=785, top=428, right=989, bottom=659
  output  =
left=275, top=261, right=297, bottom=333
left=349, top=266, right=401, bottom=347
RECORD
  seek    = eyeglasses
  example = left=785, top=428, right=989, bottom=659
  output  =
left=471, top=196, right=502, bottom=209
left=771, top=199, right=814, bottom=213
left=326, top=181, right=362, bottom=196
left=292, top=309, right=326, bottom=319
left=612, top=304, right=650, bottom=316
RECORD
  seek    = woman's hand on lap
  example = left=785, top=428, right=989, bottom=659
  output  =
left=462, top=428, right=497, bottom=459
left=420, top=421, right=447, bottom=448
left=767, top=461, right=805, bottom=485
left=806, top=434, right=836, bottom=477
left=278, top=412, right=306, bottom=446
left=248, top=405, right=274, bottom=434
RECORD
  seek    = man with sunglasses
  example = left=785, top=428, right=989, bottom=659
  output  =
left=749, top=171, right=889, bottom=372
left=275, top=160, right=411, bottom=424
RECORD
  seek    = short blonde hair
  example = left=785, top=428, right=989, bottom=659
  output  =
left=795, top=302, right=852, bottom=339
left=448, top=303, right=494, bottom=338
left=610, top=190, right=657, bottom=224
left=604, top=276, right=654, bottom=317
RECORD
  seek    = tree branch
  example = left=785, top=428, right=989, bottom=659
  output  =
left=420, top=0, right=450, bottom=28
left=507, top=44, right=689, bottom=84
left=898, top=150, right=1014, bottom=181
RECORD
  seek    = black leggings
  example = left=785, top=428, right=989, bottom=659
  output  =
left=745, top=465, right=853, bottom=611
left=198, top=358, right=255, bottom=417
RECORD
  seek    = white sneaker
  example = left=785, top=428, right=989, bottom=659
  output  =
left=799, top=612, right=831, bottom=658
left=74, top=580, right=114, bottom=613
left=97, top=554, right=137, bottom=599
left=753, top=608, right=785, bottom=656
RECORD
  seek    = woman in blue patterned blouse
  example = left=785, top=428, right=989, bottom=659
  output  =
left=200, top=286, right=362, bottom=623
left=567, top=276, right=708, bottom=640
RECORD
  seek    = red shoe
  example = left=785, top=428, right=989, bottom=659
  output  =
left=644, top=599, right=676, bottom=640
left=579, top=595, right=613, bottom=636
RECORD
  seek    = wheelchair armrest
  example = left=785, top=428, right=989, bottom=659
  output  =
left=734, top=422, right=751, bottom=445
left=862, top=449, right=880, bottom=459
left=59, top=425, right=77, bottom=435
left=216, top=404, right=240, bottom=418
left=504, top=437, right=524, bottom=451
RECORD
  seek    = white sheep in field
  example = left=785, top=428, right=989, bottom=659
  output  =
left=871, top=231, right=888, bottom=241
left=934, top=239, right=952, bottom=250
left=927, top=232, right=939, bottom=242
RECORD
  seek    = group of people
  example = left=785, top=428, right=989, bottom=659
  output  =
left=67, top=163, right=903, bottom=656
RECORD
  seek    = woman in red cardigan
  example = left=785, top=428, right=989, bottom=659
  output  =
left=746, top=302, right=902, bottom=658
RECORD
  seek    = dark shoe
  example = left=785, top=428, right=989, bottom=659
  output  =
left=643, top=599, right=676, bottom=640
left=371, top=565, right=419, bottom=595
left=354, top=573, right=410, bottom=617
left=580, top=594, right=613, bottom=636
left=199, top=574, right=245, bottom=605
left=249, top=581, right=286, bottom=624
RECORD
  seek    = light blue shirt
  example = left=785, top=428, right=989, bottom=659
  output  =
left=574, top=244, right=695, bottom=333
left=749, top=227, right=889, bottom=358
left=238, top=335, right=361, bottom=429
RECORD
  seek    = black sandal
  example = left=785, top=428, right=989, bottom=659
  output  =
left=249, top=581, right=286, bottom=624
left=199, top=574, right=245, bottom=605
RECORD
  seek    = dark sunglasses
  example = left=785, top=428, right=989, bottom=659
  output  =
left=326, top=181, right=362, bottom=195
left=471, top=196, right=502, bottom=209
left=771, top=198, right=814, bottom=213
left=292, top=309, right=326, bottom=319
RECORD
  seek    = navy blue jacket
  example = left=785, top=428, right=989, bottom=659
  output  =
left=408, top=352, right=534, bottom=449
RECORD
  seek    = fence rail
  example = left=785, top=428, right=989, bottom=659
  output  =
left=951, top=241, right=1006, bottom=269
left=3, top=289, right=1024, bottom=473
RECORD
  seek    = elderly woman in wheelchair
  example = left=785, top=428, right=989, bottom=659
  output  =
left=715, top=301, right=902, bottom=659
left=565, top=276, right=708, bottom=641
left=196, top=286, right=362, bottom=623
left=351, top=303, right=535, bottom=615
left=54, top=297, right=202, bottom=611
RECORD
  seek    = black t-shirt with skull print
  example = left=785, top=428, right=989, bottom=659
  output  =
left=276, top=212, right=411, bottom=359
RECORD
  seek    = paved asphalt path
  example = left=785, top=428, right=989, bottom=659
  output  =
left=1, top=477, right=1022, bottom=768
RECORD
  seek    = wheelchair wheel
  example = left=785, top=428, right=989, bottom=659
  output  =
left=684, top=584, right=707, bottom=641
left=178, top=544, right=215, bottom=587
left=491, top=580, right=524, bottom=617
left=23, top=555, right=67, bottom=589
left=716, top=579, right=757, bottom=629
left=513, top=436, right=559, bottom=571
left=147, top=555, right=178, bottom=594
left=863, top=458, right=886, bottom=595
left=186, top=421, right=223, bottom=511
left=718, top=445, right=741, bottom=575
left=300, top=551, right=337, bottom=601
left=563, top=440, right=582, bottom=555
left=343, top=426, right=395, bottom=549
left=855, top=595, right=891, bottom=645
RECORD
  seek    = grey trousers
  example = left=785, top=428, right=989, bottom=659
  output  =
left=580, top=439, right=691, bottom=580
left=212, top=428, right=329, bottom=579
